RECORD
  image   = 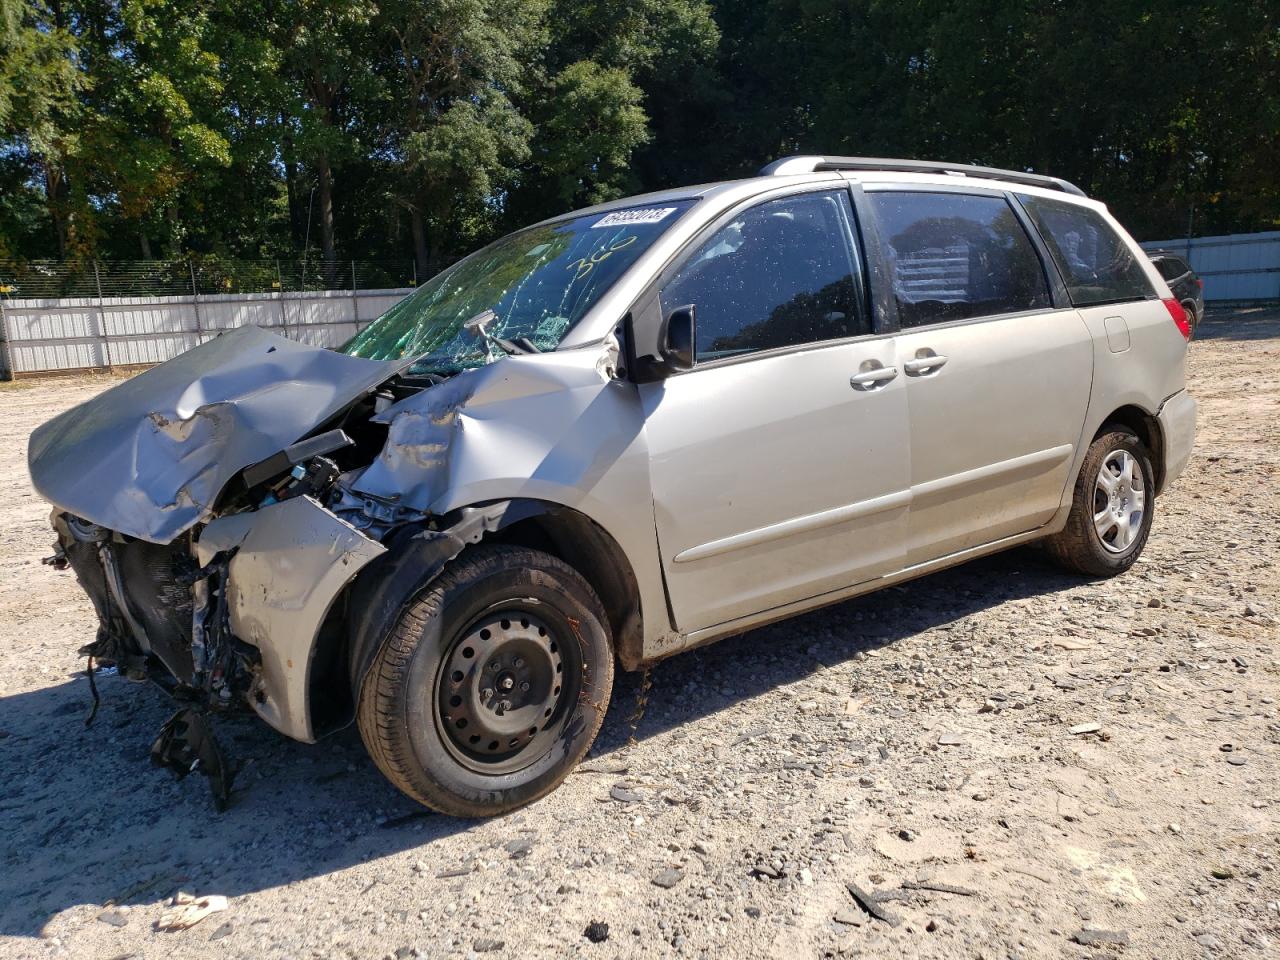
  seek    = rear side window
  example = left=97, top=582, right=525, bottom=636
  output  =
left=866, top=191, right=1052, bottom=328
left=1019, top=195, right=1154, bottom=306
left=660, top=190, right=866, bottom=363
left=1153, top=255, right=1190, bottom=282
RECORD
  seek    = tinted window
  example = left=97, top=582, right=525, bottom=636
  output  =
left=1153, top=255, right=1190, bottom=282
left=1019, top=194, right=1154, bottom=306
left=660, top=191, right=865, bottom=363
left=867, top=191, right=1052, bottom=328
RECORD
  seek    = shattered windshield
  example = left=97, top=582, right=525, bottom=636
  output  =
left=340, top=200, right=696, bottom=374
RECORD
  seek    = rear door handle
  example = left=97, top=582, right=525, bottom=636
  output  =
left=849, top=366, right=898, bottom=388
left=904, top=354, right=949, bottom=375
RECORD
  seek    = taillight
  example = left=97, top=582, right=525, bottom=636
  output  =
left=1196, top=277, right=1204, bottom=289
left=1163, top=297, right=1191, bottom=340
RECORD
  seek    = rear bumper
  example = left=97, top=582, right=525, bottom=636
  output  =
left=1157, top=389, right=1197, bottom=492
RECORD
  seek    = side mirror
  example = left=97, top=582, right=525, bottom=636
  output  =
left=662, top=305, right=696, bottom=372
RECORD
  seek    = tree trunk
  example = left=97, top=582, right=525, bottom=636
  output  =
left=165, top=206, right=182, bottom=258
left=139, top=231, right=153, bottom=259
left=44, top=166, right=67, bottom=257
left=428, top=231, right=442, bottom=278
left=283, top=122, right=302, bottom=246
left=317, top=153, right=336, bottom=262
left=410, top=206, right=429, bottom=278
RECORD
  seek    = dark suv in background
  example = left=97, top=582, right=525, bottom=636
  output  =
left=1149, top=252, right=1204, bottom=335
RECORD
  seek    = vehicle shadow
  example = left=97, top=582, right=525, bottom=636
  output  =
left=0, top=544, right=1081, bottom=937
left=597, top=544, right=1083, bottom=753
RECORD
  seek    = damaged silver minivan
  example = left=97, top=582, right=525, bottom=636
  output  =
left=29, top=156, right=1197, bottom=816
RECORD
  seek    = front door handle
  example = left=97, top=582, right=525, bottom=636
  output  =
left=849, top=365, right=898, bottom=388
left=904, top=353, right=949, bottom=375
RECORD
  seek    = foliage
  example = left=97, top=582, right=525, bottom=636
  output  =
left=0, top=0, right=1275, bottom=265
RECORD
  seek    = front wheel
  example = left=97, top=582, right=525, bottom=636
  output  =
left=1044, top=427, right=1155, bottom=577
left=357, top=544, right=614, bottom=817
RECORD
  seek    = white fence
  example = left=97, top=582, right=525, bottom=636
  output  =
left=1140, top=230, right=1280, bottom=303
left=0, top=287, right=414, bottom=379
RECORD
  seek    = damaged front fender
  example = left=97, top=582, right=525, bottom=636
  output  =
left=196, top=495, right=386, bottom=742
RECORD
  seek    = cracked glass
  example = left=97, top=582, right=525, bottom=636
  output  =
left=341, top=200, right=696, bottom=374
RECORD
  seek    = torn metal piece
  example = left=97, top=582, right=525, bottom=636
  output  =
left=900, top=879, right=978, bottom=897
left=27, top=325, right=403, bottom=544
left=150, top=708, right=236, bottom=811
left=846, top=882, right=901, bottom=927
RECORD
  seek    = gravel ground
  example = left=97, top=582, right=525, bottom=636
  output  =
left=1, top=307, right=1277, bottom=960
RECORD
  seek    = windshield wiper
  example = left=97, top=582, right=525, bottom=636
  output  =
left=463, top=309, right=541, bottom=359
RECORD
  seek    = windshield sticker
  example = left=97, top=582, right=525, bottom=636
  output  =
left=592, top=207, right=677, bottom=229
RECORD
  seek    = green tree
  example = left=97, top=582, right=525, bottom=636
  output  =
left=0, top=0, right=84, bottom=256
left=373, top=0, right=546, bottom=274
left=70, top=0, right=232, bottom=257
left=509, top=0, right=719, bottom=224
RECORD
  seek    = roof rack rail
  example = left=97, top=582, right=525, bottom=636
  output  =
left=758, top=155, right=1087, bottom=198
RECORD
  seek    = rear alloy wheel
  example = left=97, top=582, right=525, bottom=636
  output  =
left=1045, top=427, right=1155, bottom=577
left=357, top=544, right=613, bottom=817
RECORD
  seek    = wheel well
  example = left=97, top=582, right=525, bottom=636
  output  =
left=1096, top=405, right=1165, bottom=492
left=484, top=506, right=645, bottom=670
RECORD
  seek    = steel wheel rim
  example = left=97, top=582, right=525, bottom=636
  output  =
left=435, top=606, right=574, bottom=775
left=1092, top=449, right=1145, bottom=554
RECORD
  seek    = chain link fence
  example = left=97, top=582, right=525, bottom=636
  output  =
left=0, top=258, right=418, bottom=300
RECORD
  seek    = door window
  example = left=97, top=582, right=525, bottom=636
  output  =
left=660, top=191, right=865, bottom=363
left=1018, top=194, right=1154, bottom=306
left=867, top=190, right=1052, bottom=328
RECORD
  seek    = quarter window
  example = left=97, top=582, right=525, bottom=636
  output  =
left=660, top=191, right=865, bottom=363
left=867, top=191, right=1052, bottom=328
left=1018, top=194, right=1154, bottom=306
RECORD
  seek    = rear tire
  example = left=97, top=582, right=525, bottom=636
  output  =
left=1045, top=427, right=1155, bottom=577
left=357, top=544, right=614, bottom=817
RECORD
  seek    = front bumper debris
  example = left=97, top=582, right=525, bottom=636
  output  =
left=151, top=707, right=236, bottom=812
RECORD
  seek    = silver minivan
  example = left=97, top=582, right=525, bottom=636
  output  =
left=30, top=156, right=1197, bottom=815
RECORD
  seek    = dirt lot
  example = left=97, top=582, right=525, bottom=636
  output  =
left=1, top=307, right=1277, bottom=960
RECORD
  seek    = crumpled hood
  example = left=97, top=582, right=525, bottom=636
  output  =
left=28, top=325, right=401, bottom=544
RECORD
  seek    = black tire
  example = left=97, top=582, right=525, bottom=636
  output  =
left=357, top=544, right=614, bottom=817
left=1045, top=427, right=1155, bottom=577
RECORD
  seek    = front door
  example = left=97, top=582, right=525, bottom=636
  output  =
left=864, top=188, right=1094, bottom=566
left=639, top=188, right=911, bottom=633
